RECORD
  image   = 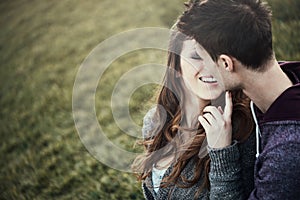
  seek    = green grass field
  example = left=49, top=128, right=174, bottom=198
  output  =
left=0, top=0, right=299, bottom=199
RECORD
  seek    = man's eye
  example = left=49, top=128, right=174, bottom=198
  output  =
left=190, top=52, right=201, bottom=60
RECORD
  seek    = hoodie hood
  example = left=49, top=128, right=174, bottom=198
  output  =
left=254, top=61, right=300, bottom=125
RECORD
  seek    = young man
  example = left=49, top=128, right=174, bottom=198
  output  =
left=177, top=0, right=300, bottom=199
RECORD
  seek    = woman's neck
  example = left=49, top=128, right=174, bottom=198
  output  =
left=181, top=90, right=209, bottom=141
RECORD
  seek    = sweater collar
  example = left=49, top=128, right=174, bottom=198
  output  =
left=144, top=163, right=174, bottom=199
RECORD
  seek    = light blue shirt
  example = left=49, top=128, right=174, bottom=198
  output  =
left=152, top=166, right=167, bottom=193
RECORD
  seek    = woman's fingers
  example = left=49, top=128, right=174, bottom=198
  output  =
left=203, top=112, right=216, bottom=125
left=218, top=106, right=224, bottom=114
left=198, top=116, right=210, bottom=130
left=224, top=91, right=233, bottom=121
left=198, top=92, right=233, bottom=149
left=203, top=106, right=223, bottom=122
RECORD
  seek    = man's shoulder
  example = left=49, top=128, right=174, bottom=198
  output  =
left=257, top=84, right=300, bottom=124
left=280, top=61, right=300, bottom=84
left=261, top=121, right=300, bottom=151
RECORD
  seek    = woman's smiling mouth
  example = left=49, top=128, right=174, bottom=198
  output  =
left=199, top=76, right=217, bottom=83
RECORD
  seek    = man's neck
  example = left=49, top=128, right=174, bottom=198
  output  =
left=242, top=60, right=293, bottom=113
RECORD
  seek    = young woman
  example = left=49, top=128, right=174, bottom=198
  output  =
left=132, top=29, right=256, bottom=199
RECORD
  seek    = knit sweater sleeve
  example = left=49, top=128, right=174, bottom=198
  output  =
left=208, top=133, right=256, bottom=200
left=208, top=142, right=245, bottom=200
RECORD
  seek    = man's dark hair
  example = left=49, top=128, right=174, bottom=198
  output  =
left=177, top=0, right=273, bottom=70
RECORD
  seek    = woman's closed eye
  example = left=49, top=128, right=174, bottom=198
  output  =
left=190, top=51, right=202, bottom=60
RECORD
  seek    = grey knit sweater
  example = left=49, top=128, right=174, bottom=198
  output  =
left=141, top=108, right=256, bottom=200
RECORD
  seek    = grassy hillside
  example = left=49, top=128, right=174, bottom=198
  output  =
left=0, top=0, right=299, bottom=199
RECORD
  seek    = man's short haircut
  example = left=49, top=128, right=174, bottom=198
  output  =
left=178, top=0, right=273, bottom=70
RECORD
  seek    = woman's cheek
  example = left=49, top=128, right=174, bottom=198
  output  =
left=196, top=62, right=205, bottom=71
left=189, top=60, right=204, bottom=71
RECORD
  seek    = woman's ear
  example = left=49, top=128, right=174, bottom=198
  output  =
left=218, top=54, right=234, bottom=72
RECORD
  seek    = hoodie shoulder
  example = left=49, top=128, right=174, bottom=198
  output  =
left=255, top=61, right=300, bottom=124
left=279, top=61, right=300, bottom=84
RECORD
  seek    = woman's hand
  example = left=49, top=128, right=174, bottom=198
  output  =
left=198, top=91, right=233, bottom=149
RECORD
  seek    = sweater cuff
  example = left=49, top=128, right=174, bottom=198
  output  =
left=208, top=141, right=240, bottom=178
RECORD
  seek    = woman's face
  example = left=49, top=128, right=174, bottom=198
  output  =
left=180, top=39, right=224, bottom=100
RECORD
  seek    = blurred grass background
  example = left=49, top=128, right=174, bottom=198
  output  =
left=0, top=0, right=299, bottom=199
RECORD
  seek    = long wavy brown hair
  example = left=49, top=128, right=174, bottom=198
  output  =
left=132, top=30, right=254, bottom=198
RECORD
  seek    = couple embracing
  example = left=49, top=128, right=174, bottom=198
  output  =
left=132, top=0, right=300, bottom=199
